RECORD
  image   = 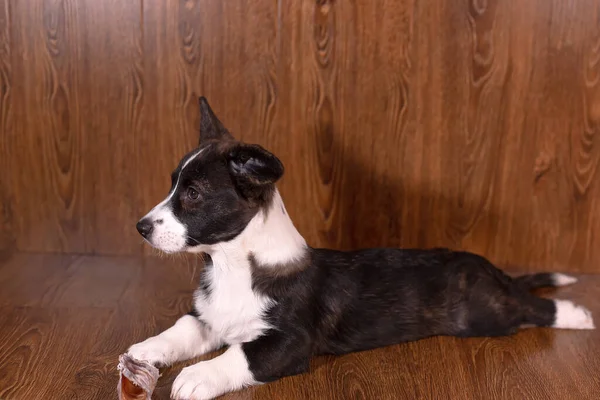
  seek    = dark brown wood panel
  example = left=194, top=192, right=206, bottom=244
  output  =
left=1, top=0, right=600, bottom=272
left=277, top=0, right=600, bottom=272
left=9, top=0, right=88, bottom=253
left=77, top=0, right=143, bottom=255
left=0, top=253, right=599, bottom=399
left=0, top=0, right=13, bottom=258
left=6, top=0, right=142, bottom=255
left=481, top=0, right=600, bottom=272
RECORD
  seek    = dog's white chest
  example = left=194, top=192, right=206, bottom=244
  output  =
left=193, top=263, right=273, bottom=345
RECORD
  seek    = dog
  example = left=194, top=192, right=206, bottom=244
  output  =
left=127, top=97, right=595, bottom=400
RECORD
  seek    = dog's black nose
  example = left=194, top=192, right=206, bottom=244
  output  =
left=136, top=219, right=154, bottom=238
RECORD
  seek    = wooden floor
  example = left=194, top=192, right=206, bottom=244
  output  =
left=0, top=253, right=599, bottom=400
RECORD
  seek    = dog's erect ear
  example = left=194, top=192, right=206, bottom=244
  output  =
left=199, top=97, right=232, bottom=144
left=228, top=144, right=284, bottom=188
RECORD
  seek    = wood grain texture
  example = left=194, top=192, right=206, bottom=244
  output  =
left=0, top=253, right=599, bottom=399
left=277, top=0, right=600, bottom=271
left=77, top=0, right=143, bottom=255
left=0, top=0, right=13, bottom=258
left=6, top=0, right=142, bottom=255
left=9, top=0, right=87, bottom=253
left=1, top=0, right=600, bottom=271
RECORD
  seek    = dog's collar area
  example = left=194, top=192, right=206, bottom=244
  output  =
left=189, top=190, right=308, bottom=270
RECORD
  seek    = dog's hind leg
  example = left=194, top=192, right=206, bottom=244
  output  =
left=521, top=295, right=595, bottom=330
left=127, top=312, right=222, bottom=367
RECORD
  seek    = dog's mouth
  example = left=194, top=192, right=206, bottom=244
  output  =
left=145, top=232, right=188, bottom=254
left=144, top=237, right=187, bottom=254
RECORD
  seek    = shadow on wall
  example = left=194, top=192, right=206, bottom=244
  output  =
left=308, top=134, right=531, bottom=271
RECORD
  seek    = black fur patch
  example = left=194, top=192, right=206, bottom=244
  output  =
left=187, top=308, right=200, bottom=318
left=244, top=247, right=557, bottom=381
left=514, top=273, right=557, bottom=290
left=248, top=252, right=311, bottom=297
left=198, top=96, right=233, bottom=144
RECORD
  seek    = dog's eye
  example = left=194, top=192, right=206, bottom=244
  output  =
left=187, top=187, right=200, bottom=200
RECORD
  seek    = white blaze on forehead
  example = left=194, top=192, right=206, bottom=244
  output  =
left=141, top=148, right=206, bottom=253
left=150, top=148, right=206, bottom=213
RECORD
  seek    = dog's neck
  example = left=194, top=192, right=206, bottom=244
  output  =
left=192, top=190, right=307, bottom=270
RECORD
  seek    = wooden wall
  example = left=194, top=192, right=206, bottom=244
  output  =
left=1, top=0, right=599, bottom=272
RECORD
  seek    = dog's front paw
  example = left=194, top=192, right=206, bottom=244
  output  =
left=171, top=363, right=225, bottom=400
left=127, top=337, right=173, bottom=367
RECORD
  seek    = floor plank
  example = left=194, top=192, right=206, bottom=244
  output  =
left=0, top=253, right=598, bottom=400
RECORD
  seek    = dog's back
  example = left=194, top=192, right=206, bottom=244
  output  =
left=254, top=247, right=584, bottom=357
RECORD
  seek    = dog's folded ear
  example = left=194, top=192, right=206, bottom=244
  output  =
left=199, top=97, right=233, bottom=144
left=228, top=144, right=284, bottom=187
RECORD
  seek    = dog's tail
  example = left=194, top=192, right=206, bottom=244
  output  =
left=514, top=272, right=578, bottom=290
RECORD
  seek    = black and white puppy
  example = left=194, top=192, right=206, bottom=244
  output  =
left=127, top=98, right=594, bottom=400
